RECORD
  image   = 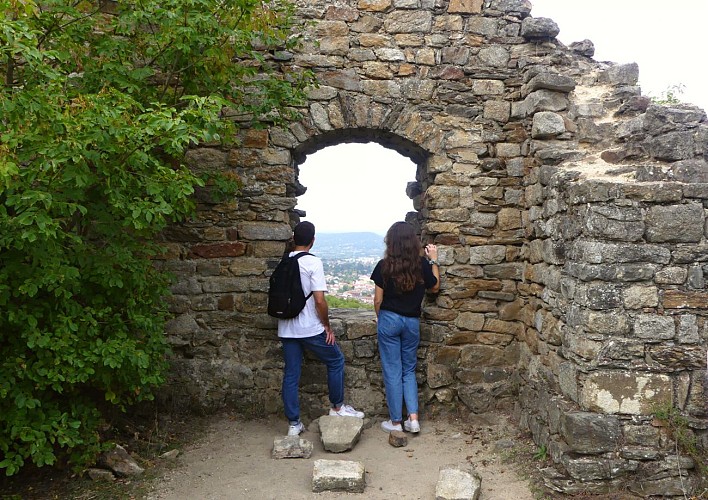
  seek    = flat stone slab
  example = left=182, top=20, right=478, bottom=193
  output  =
left=312, top=459, right=366, bottom=493
left=272, top=436, right=313, bottom=459
left=319, top=415, right=363, bottom=453
left=435, top=465, right=481, bottom=500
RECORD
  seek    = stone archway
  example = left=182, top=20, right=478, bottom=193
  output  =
left=160, top=1, right=708, bottom=495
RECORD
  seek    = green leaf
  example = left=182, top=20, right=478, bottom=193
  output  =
left=0, top=0, right=312, bottom=476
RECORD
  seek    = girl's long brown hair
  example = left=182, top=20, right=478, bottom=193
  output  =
left=381, top=221, right=423, bottom=293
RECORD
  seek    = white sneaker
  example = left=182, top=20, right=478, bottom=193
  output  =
left=381, top=420, right=403, bottom=433
left=287, top=422, right=305, bottom=436
left=329, top=404, right=364, bottom=419
left=404, top=418, right=420, bottom=433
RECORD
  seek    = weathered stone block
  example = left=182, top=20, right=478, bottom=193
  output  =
left=570, top=241, right=670, bottom=265
left=383, top=10, right=433, bottom=33
left=434, top=346, right=463, bottom=365
left=320, top=68, right=362, bottom=91
left=483, top=318, right=523, bottom=336
left=532, top=111, right=566, bottom=138
left=325, top=5, right=359, bottom=22
left=343, top=321, right=374, bottom=341
left=427, top=363, right=455, bottom=389
left=623, top=285, right=659, bottom=309
left=426, top=185, right=461, bottom=208
left=661, top=290, right=708, bottom=309
left=646, top=204, right=705, bottom=243
left=628, top=476, right=700, bottom=498
left=319, top=416, right=363, bottom=453
left=560, top=412, right=621, bottom=454
left=643, top=105, right=706, bottom=134
left=522, top=89, right=568, bottom=115
left=185, top=148, right=228, bottom=169
left=622, top=183, right=683, bottom=202
left=580, top=371, right=673, bottom=414
left=455, top=312, right=485, bottom=331
left=649, top=131, right=697, bottom=161
left=623, top=424, right=661, bottom=447
left=272, top=436, right=313, bottom=459
left=448, top=0, right=483, bottom=14
left=526, top=73, right=576, bottom=95
left=467, top=16, right=498, bottom=36
left=634, top=314, right=675, bottom=340
left=685, top=371, right=708, bottom=417
left=560, top=454, right=638, bottom=481
left=227, top=257, right=267, bottom=276
left=566, top=263, right=656, bottom=282
left=189, top=242, right=247, bottom=259
left=678, top=315, right=700, bottom=343
left=600, top=62, right=639, bottom=85
left=352, top=338, right=376, bottom=358
left=202, top=277, right=250, bottom=293
left=312, top=459, right=365, bottom=493
left=584, top=206, right=644, bottom=242
left=655, top=266, right=688, bottom=284
left=596, top=339, right=644, bottom=368
left=648, top=345, right=705, bottom=369
left=238, top=222, right=292, bottom=241
left=358, top=0, right=392, bottom=12
left=435, top=465, right=482, bottom=500
left=469, top=245, right=506, bottom=264
left=562, top=331, right=602, bottom=361
left=583, top=283, right=623, bottom=310
left=460, top=344, right=517, bottom=367
left=472, top=79, right=505, bottom=95
left=582, top=310, right=630, bottom=335
left=520, top=17, right=559, bottom=39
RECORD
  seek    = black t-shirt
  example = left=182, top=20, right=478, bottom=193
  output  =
left=370, top=256, right=438, bottom=318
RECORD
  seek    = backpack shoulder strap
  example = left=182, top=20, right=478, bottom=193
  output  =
left=292, top=251, right=314, bottom=299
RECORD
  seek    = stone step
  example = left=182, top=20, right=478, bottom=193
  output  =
left=312, top=459, right=366, bottom=493
left=435, top=465, right=482, bottom=500
left=319, top=415, right=364, bottom=453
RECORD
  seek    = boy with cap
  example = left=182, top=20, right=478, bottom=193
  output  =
left=278, top=221, right=364, bottom=436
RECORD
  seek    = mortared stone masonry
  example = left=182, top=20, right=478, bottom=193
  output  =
left=157, top=1, right=708, bottom=494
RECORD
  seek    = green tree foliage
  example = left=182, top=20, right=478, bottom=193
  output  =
left=0, top=0, right=313, bottom=475
left=326, top=296, right=374, bottom=310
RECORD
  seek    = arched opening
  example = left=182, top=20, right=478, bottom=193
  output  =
left=295, top=141, right=418, bottom=307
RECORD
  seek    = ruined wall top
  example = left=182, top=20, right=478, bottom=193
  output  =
left=282, top=0, right=707, bottom=186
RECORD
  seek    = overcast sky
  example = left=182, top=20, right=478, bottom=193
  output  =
left=298, top=1, right=708, bottom=235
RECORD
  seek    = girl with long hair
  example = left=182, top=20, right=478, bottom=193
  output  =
left=370, top=221, right=440, bottom=433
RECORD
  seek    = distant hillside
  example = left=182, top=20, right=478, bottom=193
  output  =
left=314, top=232, right=385, bottom=260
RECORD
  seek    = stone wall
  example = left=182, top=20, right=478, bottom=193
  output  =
left=519, top=102, right=708, bottom=494
left=156, top=0, right=708, bottom=494
left=521, top=173, right=708, bottom=494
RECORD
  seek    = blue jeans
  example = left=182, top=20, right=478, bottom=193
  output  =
left=281, top=332, right=345, bottom=424
left=377, top=310, right=420, bottom=422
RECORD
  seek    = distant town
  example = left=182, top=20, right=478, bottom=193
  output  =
left=314, top=232, right=384, bottom=306
left=323, top=257, right=378, bottom=305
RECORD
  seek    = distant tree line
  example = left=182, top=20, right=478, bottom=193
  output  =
left=326, top=296, right=374, bottom=310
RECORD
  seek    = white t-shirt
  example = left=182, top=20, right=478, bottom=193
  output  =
left=277, top=251, right=328, bottom=339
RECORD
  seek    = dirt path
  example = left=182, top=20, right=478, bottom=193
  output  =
left=145, top=412, right=539, bottom=500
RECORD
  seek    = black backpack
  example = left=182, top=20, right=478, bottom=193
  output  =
left=267, top=252, right=313, bottom=319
